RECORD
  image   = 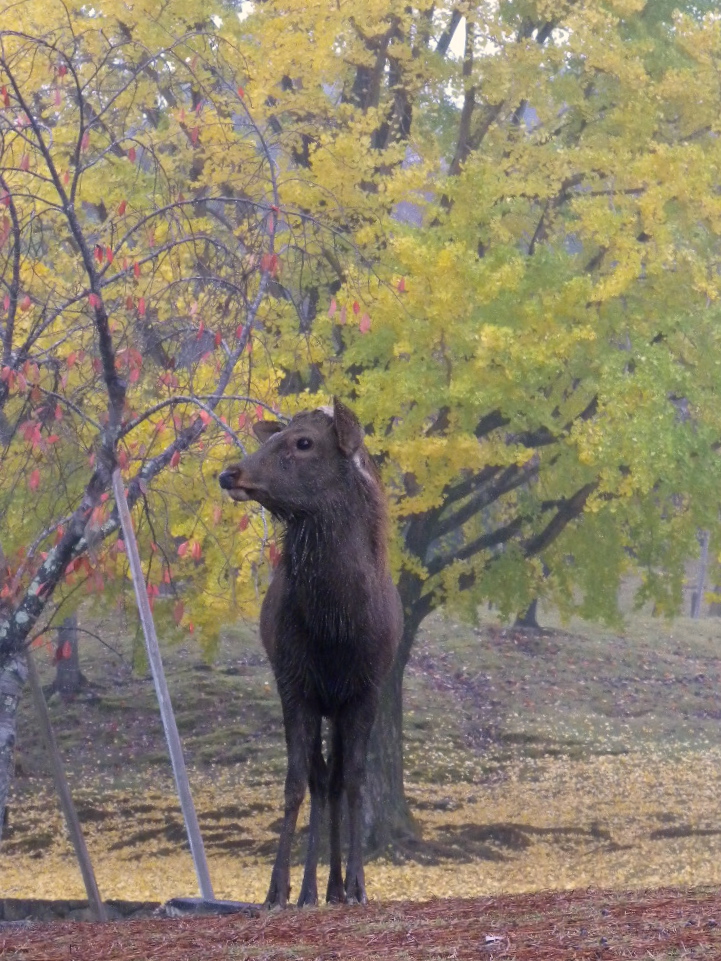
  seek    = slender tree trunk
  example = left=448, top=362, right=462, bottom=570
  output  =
left=54, top=613, right=83, bottom=698
left=0, top=648, right=27, bottom=845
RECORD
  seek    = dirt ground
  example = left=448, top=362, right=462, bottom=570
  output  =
left=2, top=889, right=721, bottom=960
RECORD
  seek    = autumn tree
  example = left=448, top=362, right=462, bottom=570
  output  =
left=4, top=0, right=721, bottom=859
left=0, top=7, right=350, bottom=838
left=225, top=0, right=721, bottom=845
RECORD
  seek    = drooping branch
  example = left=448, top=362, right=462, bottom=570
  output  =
left=524, top=481, right=598, bottom=556
left=426, top=516, right=524, bottom=577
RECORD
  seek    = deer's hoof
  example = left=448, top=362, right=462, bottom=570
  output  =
left=264, top=878, right=290, bottom=910
left=297, top=884, right=318, bottom=907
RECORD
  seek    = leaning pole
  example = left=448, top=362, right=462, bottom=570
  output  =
left=112, top=469, right=214, bottom=900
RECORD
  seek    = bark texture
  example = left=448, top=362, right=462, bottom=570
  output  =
left=0, top=649, right=27, bottom=845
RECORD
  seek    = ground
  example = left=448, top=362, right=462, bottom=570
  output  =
left=3, top=889, right=721, bottom=959
left=2, top=597, right=721, bottom=954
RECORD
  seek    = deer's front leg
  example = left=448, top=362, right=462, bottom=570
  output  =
left=297, top=719, right=326, bottom=906
left=265, top=699, right=316, bottom=909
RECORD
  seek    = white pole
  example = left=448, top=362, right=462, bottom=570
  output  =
left=112, top=470, right=214, bottom=899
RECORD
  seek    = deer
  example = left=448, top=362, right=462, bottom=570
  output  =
left=218, top=398, right=403, bottom=908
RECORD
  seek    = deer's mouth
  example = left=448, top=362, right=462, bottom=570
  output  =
left=225, top=486, right=256, bottom=502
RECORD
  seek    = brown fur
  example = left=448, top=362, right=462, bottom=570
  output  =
left=219, top=398, right=402, bottom=907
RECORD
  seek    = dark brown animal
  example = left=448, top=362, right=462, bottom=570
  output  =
left=219, top=398, right=402, bottom=907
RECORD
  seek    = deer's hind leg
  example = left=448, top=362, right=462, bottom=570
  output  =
left=297, top=717, right=326, bottom=906
left=340, top=694, right=378, bottom=905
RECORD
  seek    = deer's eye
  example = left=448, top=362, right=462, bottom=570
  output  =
left=296, top=437, right=313, bottom=451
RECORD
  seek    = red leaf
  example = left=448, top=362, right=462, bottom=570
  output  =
left=94, top=245, right=104, bottom=264
left=88, top=292, right=100, bottom=309
left=237, top=86, right=245, bottom=99
left=352, top=300, right=360, bottom=315
left=129, top=367, right=140, bottom=383
left=255, top=404, right=264, bottom=420
left=339, top=306, right=347, bottom=325
left=137, top=296, right=146, bottom=316
left=116, top=538, right=125, bottom=553
left=106, top=246, right=113, bottom=264
left=163, top=567, right=171, bottom=584
left=1, top=86, right=9, bottom=108
left=0, top=190, right=8, bottom=207
left=63, top=170, right=70, bottom=185
left=359, top=312, right=371, bottom=334
left=188, top=621, right=194, bottom=634
left=3, top=294, right=9, bottom=311
left=173, top=601, right=184, bottom=626
left=213, top=504, right=222, bottom=525
left=214, top=330, right=222, bottom=348
left=58, top=64, right=67, bottom=78
left=327, top=299, right=337, bottom=317
left=125, top=295, right=134, bottom=310
left=237, top=412, right=248, bottom=429
left=177, top=541, right=189, bottom=557
left=397, top=276, right=406, bottom=292
left=117, top=199, right=127, bottom=216
left=190, top=540, right=202, bottom=562
left=53, top=88, right=61, bottom=108
left=133, top=261, right=141, bottom=279
left=60, top=641, right=72, bottom=660
left=127, top=145, right=136, bottom=163
left=20, top=295, right=31, bottom=312
left=19, top=154, right=29, bottom=172
left=199, top=410, right=212, bottom=425
left=190, top=126, right=199, bottom=145
left=81, top=130, right=90, bottom=151
left=28, top=468, right=40, bottom=491
left=238, top=515, right=249, bottom=532
left=170, top=450, right=181, bottom=469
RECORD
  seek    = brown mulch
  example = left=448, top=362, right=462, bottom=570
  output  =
left=2, top=888, right=721, bottom=960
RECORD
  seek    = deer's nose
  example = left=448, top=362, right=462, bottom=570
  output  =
left=218, top=468, right=238, bottom=490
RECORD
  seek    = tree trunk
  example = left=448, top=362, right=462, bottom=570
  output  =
left=362, top=573, right=428, bottom=852
left=54, top=613, right=83, bottom=698
left=515, top=598, right=540, bottom=629
left=363, top=649, right=416, bottom=851
left=0, top=648, right=27, bottom=845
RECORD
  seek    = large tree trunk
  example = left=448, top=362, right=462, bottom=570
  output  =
left=0, top=648, right=27, bottom=845
left=362, top=573, right=428, bottom=851
left=515, top=598, right=540, bottom=629
left=362, top=648, right=415, bottom=850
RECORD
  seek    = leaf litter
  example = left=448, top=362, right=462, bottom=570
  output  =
left=4, top=606, right=721, bottom=954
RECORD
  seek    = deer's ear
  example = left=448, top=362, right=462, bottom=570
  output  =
left=333, top=396, right=363, bottom=456
left=253, top=420, right=284, bottom=444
